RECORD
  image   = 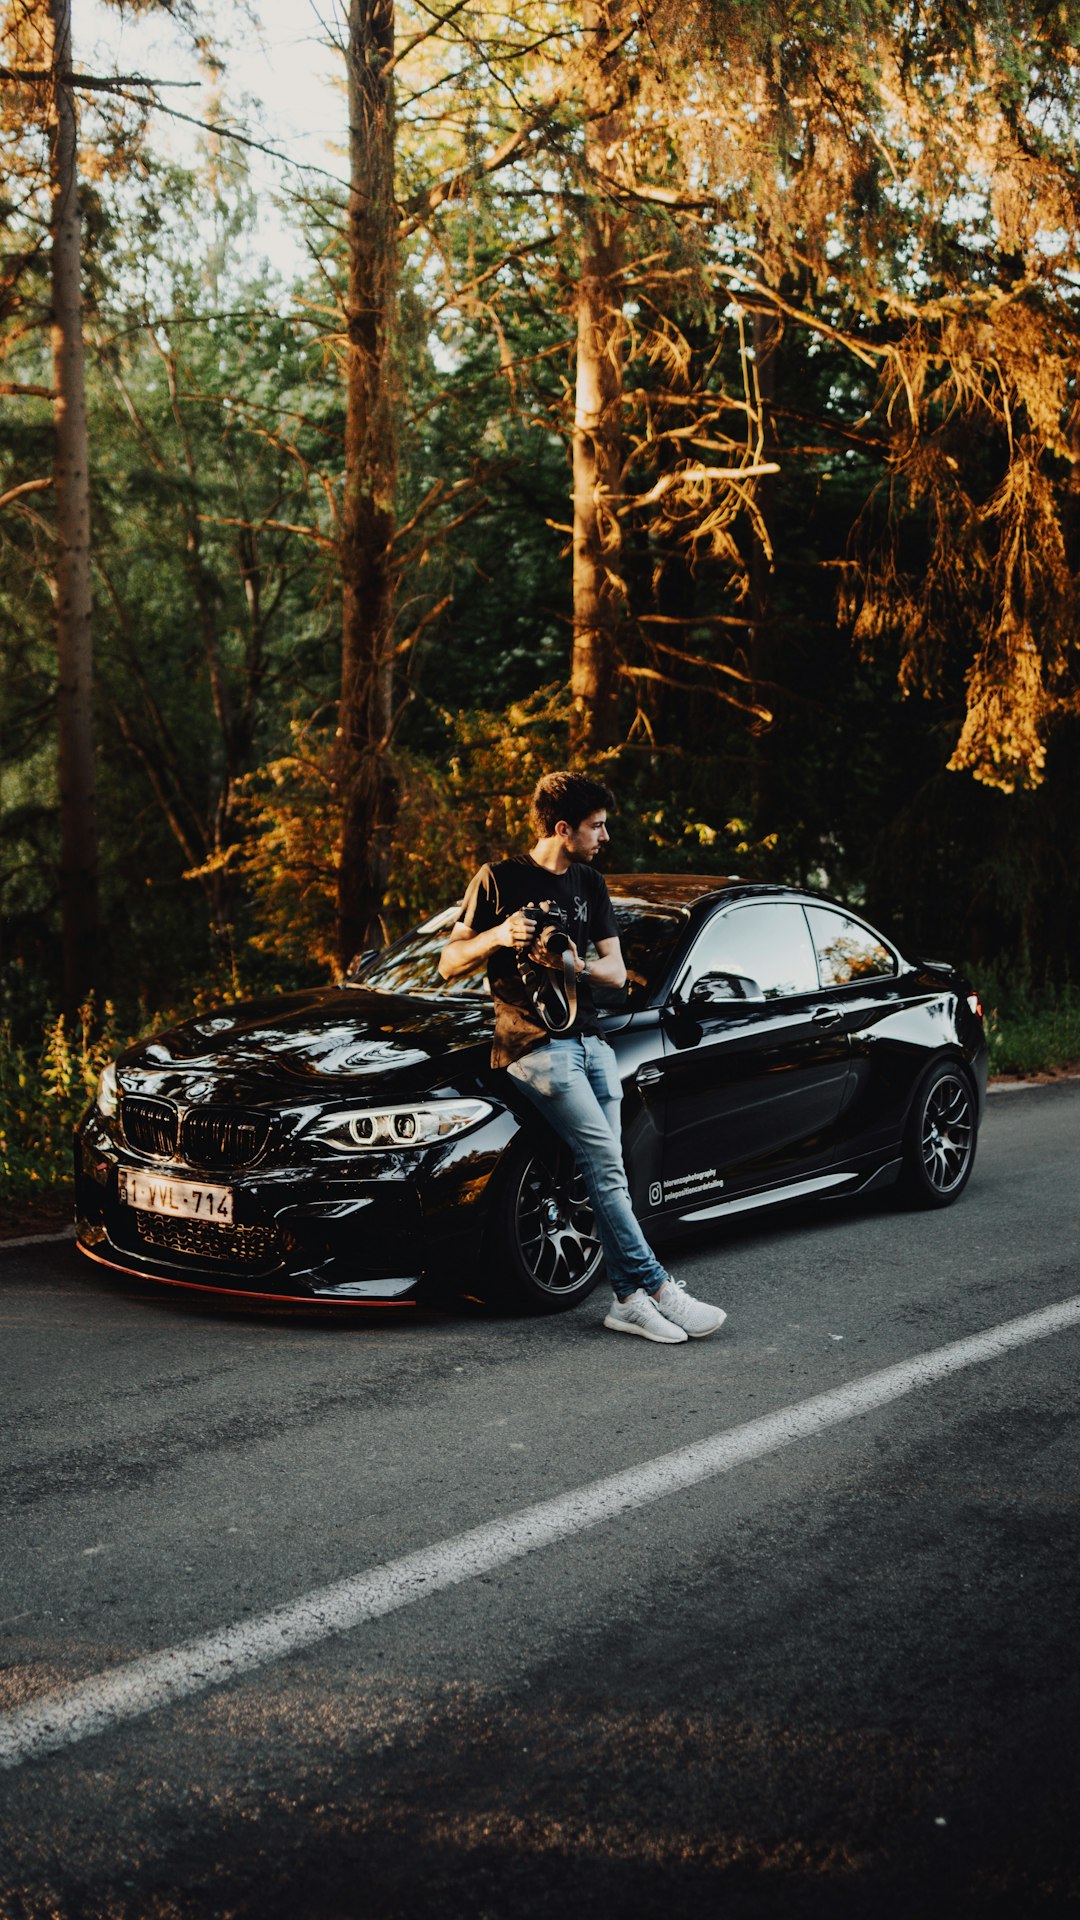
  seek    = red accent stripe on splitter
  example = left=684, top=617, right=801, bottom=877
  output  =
left=75, top=1241, right=416, bottom=1307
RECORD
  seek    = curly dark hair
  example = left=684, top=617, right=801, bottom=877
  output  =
left=530, top=771, right=615, bottom=837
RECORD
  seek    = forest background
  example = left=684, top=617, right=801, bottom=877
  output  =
left=2, top=0, right=1080, bottom=1205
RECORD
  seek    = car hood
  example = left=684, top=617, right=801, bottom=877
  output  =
left=114, top=986, right=495, bottom=1104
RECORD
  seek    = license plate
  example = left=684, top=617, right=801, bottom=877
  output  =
left=118, top=1170, right=234, bottom=1225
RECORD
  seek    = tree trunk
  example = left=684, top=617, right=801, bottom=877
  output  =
left=48, top=0, right=99, bottom=1014
left=570, top=0, right=626, bottom=760
left=337, top=0, right=398, bottom=966
left=748, top=301, right=779, bottom=828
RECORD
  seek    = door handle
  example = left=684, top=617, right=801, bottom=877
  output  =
left=635, top=1065, right=662, bottom=1087
left=811, top=1007, right=843, bottom=1028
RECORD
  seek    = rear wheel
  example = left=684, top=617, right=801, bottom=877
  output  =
left=900, top=1060, right=978, bottom=1208
left=488, top=1138, right=604, bottom=1313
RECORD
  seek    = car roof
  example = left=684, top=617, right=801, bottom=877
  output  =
left=604, top=873, right=745, bottom=907
left=603, top=873, right=827, bottom=914
left=604, top=873, right=888, bottom=932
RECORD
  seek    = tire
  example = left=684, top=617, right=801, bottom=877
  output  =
left=900, top=1059, right=978, bottom=1209
left=487, top=1137, right=605, bottom=1314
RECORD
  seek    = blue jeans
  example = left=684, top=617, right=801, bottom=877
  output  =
left=507, top=1033, right=668, bottom=1302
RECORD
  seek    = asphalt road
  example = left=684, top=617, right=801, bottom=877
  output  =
left=1, top=1084, right=1079, bottom=1919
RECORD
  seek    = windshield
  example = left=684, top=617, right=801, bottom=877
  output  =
left=353, top=902, right=688, bottom=1009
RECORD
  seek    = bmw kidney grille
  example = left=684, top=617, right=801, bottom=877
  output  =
left=121, top=1098, right=270, bottom=1169
left=120, top=1096, right=178, bottom=1157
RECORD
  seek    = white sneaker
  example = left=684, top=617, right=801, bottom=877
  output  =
left=604, top=1289, right=689, bottom=1344
left=652, top=1277, right=727, bottom=1339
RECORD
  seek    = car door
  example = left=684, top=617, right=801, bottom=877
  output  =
left=657, top=901, right=852, bottom=1209
left=801, top=902, right=919, bottom=1156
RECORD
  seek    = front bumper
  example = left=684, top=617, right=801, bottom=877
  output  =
left=74, top=1105, right=516, bottom=1304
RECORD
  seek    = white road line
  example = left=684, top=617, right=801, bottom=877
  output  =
left=0, top=1228, right=75, bottom=1252
left=3, top=1293, right=1080, bottom=1772
left=987, top=1075, right=1080, bottom=1094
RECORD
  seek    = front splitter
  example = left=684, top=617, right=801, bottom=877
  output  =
left=76, top=1240, right=418, bottom=1308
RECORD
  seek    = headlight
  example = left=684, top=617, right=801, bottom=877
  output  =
left=95, top=1062, right=119, bottom=1118
left=313, top=1098, right=493, bottom=1153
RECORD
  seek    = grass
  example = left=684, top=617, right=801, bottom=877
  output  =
left=982, top=979, right=1080, bottom=1078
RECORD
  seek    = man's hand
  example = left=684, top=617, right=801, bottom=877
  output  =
left=526, top=934, right=580, bottom=973
left=440, top=909, right=540, bottom=980
left=498, top=910, right=537, bottom=952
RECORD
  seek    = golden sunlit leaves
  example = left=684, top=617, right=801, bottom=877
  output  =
left=948, top=632, right=1050, bottom=793
left=229, top=687, right=574, bottom=969
left=847, top=286, right=1078, bottom=790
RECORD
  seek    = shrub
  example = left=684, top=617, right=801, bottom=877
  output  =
left=1, top=998, right=122, bottom=1199
left=980, top=976, right=1080, bottom=1077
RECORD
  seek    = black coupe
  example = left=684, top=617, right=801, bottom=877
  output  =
left=74, top=877, right=988, bottom=1312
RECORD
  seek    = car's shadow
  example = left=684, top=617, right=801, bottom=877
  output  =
left=61, top=1245, right=470, bottom=1332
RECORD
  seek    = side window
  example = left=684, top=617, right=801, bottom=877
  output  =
left=805, top=905, right=896, bottom=987
left=684, top=904, right=819, bottom=1000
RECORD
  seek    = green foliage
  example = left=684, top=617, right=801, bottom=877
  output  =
left=0, top=999, right=121, bottom=1197
left=979, top=978, right=1080, bottom=1079
left=2, top=146, right=342, bottom=1014
left=390, top=686, right=577, bottom=921
left=232, top=687, right=575, bottom=959
left=231, top=721, right=340, bottom=975
left=0, top=960, right=310, bottom=1202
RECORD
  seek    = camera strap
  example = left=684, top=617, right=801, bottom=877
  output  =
left=524, top=947, right=579, bottom=1032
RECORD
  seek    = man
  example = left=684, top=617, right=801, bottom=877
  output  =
left=438, top=771, right=726, bottom=1344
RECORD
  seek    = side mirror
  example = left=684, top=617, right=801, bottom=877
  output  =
left=687, top=970, right=765, bottom=1007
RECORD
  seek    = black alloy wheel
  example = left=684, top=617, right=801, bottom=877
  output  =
left=901, top=1060, right=978, bottom=1208
left=493, top=1141, right=604, bottom=1313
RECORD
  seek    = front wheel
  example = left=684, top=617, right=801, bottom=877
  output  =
left=487, top=1138, right=604, bottom=1314
left=900, top=1060, right=978, bottom=1208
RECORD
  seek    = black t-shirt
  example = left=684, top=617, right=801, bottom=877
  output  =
left=458, top=854, right=619, bottom=1068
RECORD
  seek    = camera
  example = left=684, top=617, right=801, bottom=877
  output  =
left=528, top=907, right=574, bottom=965
left=518, top=901, right=579, bottom=1032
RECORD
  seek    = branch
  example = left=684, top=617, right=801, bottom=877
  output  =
left=195, top=512, right=335, bottom=549
left=113, top=93, right=346, bottom=186
left=590, top=168, right=715, bottom=212
left=384, top=0, right=472, bottom=75
left=389, top=471, right=487, bottom=549
left=397, top=3, right=654, bottom=237
left=399, top=119, right=552, bottom=236
left=394, top=593, right=453, bottom=657
left=393, top=498, right=487, bottom=574
left=638, top=612, right=763, bottom=631
left=620, top=664, right=773, bottom=724
left=108, top=368, right=170, bottom=473
left=97, top=309, right=313, bottom=347
left=428, top=233, right=557, bottom=311
left=0, top=476, right=52, bottom=512
left=0, top=381, right=57, bottom=400
left=722, top=273, right=885, bottom=371
left=619, top=462, right=780, bottom=508
left=112, top=704, right=206, bottom=872
left=0, top=67, right=198, bottom=89
left=643, top=635, right=762, bottom=686
left=72, top=72, right=199, bottom=92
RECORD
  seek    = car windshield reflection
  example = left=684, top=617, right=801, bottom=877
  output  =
left=353, top=903, right=689, bottom=1009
